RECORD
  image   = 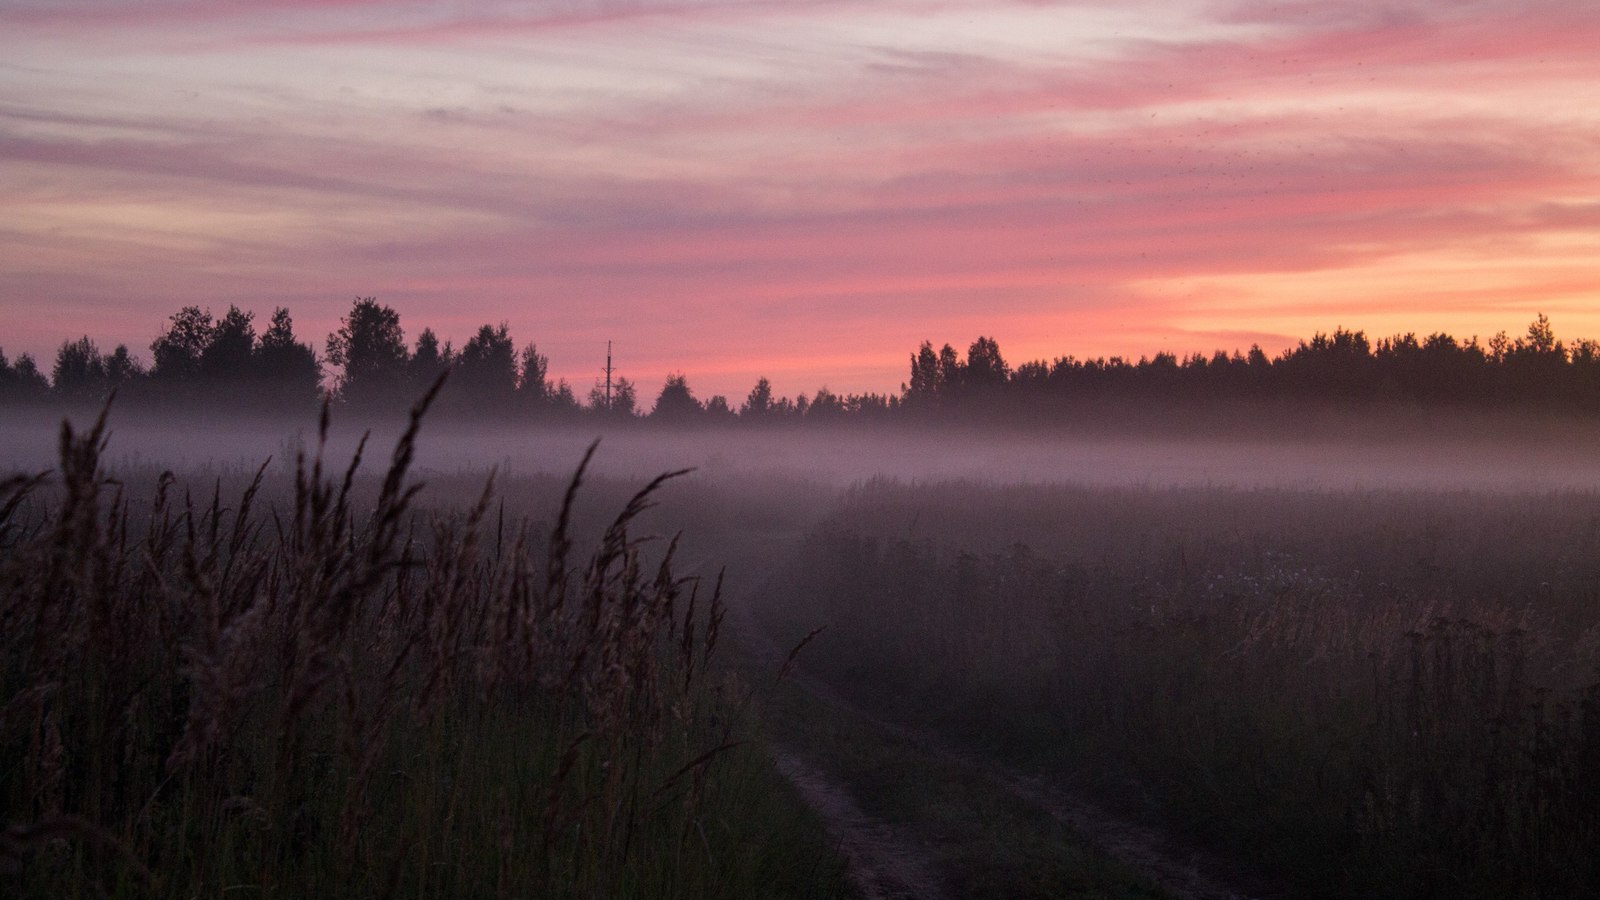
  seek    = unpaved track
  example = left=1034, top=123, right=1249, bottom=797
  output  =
left=702, top=550, right=1277, bottom=900
left=772, top=749, right=952, bottom=900
left=770, top=640, right=1271, bottom=899
left=964, top=767, right=1269, bottom=900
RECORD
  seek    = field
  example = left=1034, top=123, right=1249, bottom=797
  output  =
left=0, top=402, right=843, bottom=898
left=753, top=480, right=1600, bottom=897
left=5, top=404, right=1600, bottom=897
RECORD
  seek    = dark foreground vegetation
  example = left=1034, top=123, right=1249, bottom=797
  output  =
left=0, top=394, right=842, bottom=898
left=758, top=482, right=1600, bottom=898
left=5, top=297, right=1600, bottom=424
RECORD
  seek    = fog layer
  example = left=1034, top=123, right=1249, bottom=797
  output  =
left=3, top=410, right=1598, bottom=493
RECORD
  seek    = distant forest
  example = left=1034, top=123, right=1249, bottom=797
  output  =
left=3, top=297, right=1599, bottom=423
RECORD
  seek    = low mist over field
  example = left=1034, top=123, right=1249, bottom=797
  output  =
left=6, top=410, right=1600, bottom=494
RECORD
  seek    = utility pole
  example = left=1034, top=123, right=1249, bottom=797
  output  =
left=603, top=340, right=614, bottom=411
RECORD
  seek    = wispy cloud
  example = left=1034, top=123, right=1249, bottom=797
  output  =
left=1, top=0, right=1596, bottom=396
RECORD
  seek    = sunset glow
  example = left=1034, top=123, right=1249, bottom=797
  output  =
left=3, top=0, right=1597, bottom=398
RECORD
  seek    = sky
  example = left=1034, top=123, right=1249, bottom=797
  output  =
left=2, top=0, right=1597, bottom=400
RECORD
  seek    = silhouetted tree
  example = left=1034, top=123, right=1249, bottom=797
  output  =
left=104, top=344, right=145, bottom=387
left=769, top=395, right=797, bottom=418
left=651, top=373, right=700, bottom=422
left=0, top=350, right=49, bottom=402
left=964, top=336, right=1009, bottom=388
left=1525, top=313, right=1559, bottom=357
left=16, top=308, right=1600, bottom=423
left=150, top=306, right=214, bottom=382
left=588, top=376, right=637, bottom=417
left=1487, top=330, right=1512, bottom=364
left=255, top=307, right=322, bottom=409
left=326, top=297, right=408, bottom=407
left=1283, top=327, right=1374, bottom=399
left=17, top=354, right=49, bottom=396
left=516, top=342, right=550, bottom=412
left=550, top=379, right=581, bottom=415
left=741, top=377, right=774, bottom=418
left=455, top=323, right=517, bottom=409
left=1012, top=359, right=1050, bottom=395
left=705, top=395, right=735, bottom=420
left=1571, top=338, right=1600, bottom=414
left=1504, top=313, right=1568, bottom=403
left=847, top=392, right=896, bottom=418
left=408, top=328, right=452, bottom=389
left=937, top=344, right=962, bottom=400
left=906, top=342, right=940, bottom=407
left=52, top=336, right=107, bottom=402
left=615, top=378, right=637, bottom=416
left=201, top=306, right=256, bottom=383
left=807, top=386, right=844, bottom=420
left=1418, top=333, right=1485, bottom=400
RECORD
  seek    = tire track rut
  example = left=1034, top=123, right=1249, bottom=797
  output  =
left=685, top=535, right=1281, bottom=899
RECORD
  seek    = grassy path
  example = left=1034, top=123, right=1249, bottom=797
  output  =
left=772, top=748, right=952, bottom=900
left=681, top=523, right=1277, bottom=900
left=705, top=580, right=1201, bottom=895
left=759, top=644, right=1268, bottom=900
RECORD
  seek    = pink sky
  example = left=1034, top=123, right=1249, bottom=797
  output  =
left=2, top=0, right=1597, bottom=400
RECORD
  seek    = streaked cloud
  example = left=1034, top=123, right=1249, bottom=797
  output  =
left=1, top=0, right=1596, bottom=397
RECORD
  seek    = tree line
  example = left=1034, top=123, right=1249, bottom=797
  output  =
left=3, top=305, right=321, bottom=413
left=901, top=315, right=1600, bottom=417
left=4, top=297, right=1599, bottom=421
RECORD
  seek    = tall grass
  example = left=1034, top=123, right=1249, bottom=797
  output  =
left=0, top=392, right=840, bottom=898
left=763, top=481, right=1600, bottom=898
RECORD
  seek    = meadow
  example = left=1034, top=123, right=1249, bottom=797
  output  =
left=7, top=395, right=1600, bottom=898
left=0, top=397, right=843, bottom=898
left=753, top=479, right=1600, bottom=897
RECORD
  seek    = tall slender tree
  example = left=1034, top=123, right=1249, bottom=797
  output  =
left=517, top=342, right=550, bottom=412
